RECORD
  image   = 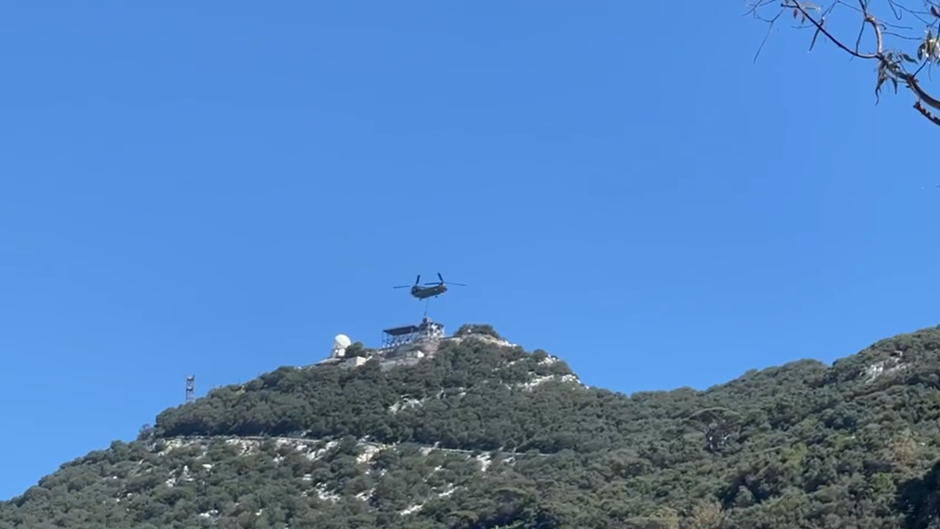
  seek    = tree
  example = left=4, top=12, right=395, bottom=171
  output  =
left=454, top=324, right=502, bottom=340
left=684, top=407, right=742, bottom=453
left=684, top=500, right=724, bottom=529
left=749, top=0, right=940, bottom=128
left=344, top=342, right=368, bottom=358
left=138, top=424, right=155, bottom=440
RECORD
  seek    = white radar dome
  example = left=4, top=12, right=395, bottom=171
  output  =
left=334, top=334, right=352, bottom=349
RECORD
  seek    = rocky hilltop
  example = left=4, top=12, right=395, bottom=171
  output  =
left=6, top=323, right=940, bottom=528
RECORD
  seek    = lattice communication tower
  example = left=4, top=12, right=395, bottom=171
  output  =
left=185, top=375, right=195, bottom=404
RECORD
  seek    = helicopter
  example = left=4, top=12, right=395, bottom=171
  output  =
left=393, top=273, right=466, bottom=300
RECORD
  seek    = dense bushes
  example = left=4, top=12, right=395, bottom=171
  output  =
left=6, top=324, right=940, bottom=528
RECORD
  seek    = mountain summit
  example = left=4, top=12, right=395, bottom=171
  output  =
left=5, top=323, right=940, bottom=528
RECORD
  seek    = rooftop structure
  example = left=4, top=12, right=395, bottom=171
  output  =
left=381, top=317, right=445, bottom=350
left=313, top=317, right=446, bottom=370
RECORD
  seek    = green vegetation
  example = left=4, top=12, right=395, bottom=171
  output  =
left=7, top=324, right=940, bottom=528
left=343, top=342, right=369, bottom=358
left=454, top=323, right=502, bottom=340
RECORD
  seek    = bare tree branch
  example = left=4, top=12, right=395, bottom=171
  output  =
left=748, top=0, right=940, bottom=127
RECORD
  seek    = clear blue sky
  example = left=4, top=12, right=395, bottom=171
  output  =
left=2, top=2, right=939, bottom=500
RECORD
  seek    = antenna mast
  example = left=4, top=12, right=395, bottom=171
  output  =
left=185, top=375, right=195, bottom=404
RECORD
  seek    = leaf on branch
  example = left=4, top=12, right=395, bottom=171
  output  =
left=919, top=30, right=940, bottom=63
left=875, top=62, right=898, bottom=104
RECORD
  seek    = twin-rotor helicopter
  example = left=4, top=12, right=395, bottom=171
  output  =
left=393, top=272, right=466, bottom=300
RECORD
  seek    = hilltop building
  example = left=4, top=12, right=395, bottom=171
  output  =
left=316, top=317, right=446, bottom=371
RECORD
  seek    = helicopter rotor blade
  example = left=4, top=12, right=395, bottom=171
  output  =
left=392, top=285, right=411, bottom=289
left=415, top=274, right=421, bottom=285
left=437, top=272, right=444, bottom=283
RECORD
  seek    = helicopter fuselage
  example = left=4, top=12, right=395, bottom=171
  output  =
left=411, top=284, right=447, bottom=300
